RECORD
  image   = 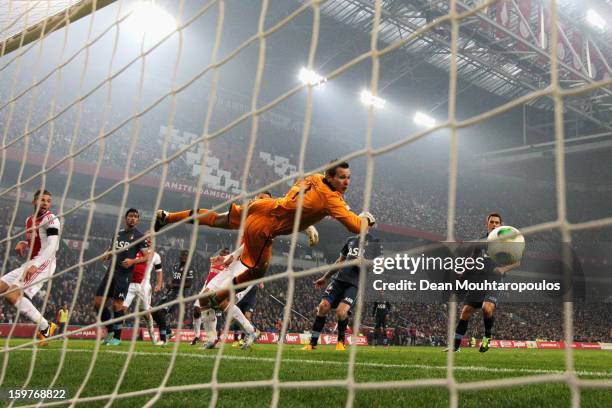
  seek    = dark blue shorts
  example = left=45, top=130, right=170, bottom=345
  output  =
left=464, top=290, right=498, bottom=308
left=95, top=271, right=130, bottom=301
left=375, top=315, right=387, bottom=329
left=462, top=271, right=500, bottom=308
left=323, top=280, right=357, bottom=309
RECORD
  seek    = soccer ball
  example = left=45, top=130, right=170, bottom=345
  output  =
left=487, top=226, right=525, bottom=266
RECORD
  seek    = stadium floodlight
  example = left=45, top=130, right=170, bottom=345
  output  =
left=413, top=111, right=436, bottom=128
left=298, top=67, right=326, bottom=86
left=360, top=90, right=386, bottom=109
left=586, top=9, right=606, bottom=31
left=127, top=1, right=178, bottom=43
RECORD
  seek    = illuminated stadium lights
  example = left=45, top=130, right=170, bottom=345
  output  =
left=360, top=90, right=386, bottom=109
left=586, top=9, right=606, bottom=30
left=298, top=67, right=326, bottom=86
left=413, top=111, right=436, bottom=128
left=127, top=1, right=177, bottom=43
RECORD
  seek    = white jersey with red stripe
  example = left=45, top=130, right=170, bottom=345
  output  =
left=195, top=245, right=252, bottom=307
left=1, top=211, right=60, bottom=298
left=125, top=252, right=161, bottom=310
left=25, top=211, right=60, bottom=262
left=205, top=263, right=226, bottom=286
left=132, top=251, right=162, bottom=284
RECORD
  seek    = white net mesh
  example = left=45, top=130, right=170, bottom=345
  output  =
left=1, top=0, right=611, bottom=406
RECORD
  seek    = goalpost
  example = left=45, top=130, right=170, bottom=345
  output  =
left=0, top=0, right=610, bottom=407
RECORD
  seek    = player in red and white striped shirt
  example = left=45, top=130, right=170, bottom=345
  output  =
left=0, top=190, right=60, bottom=346
left=123, top=238, right=163, bottom=343
left=191, top=247, right=231, bottom=346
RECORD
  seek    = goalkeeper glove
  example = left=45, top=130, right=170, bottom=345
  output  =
left=304, top=225, right=319, bottom=247
left=358, top=211, right=376, bottom=226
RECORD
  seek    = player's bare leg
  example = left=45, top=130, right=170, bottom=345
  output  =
left=303, top=299, right=332, bottom=350
left=480, top=301, right=496, bottom=353
left=155, top=209, right=232, bottom=231
left=460, top=304, right=476, bottom=321
left=0, top=281, right=56, bottom=346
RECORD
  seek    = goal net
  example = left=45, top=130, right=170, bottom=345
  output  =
left=0, top=0, right=611, bottom=406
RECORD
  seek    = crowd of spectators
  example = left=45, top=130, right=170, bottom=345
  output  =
left=1, top=78, right=612, bottom=345
left=256, top=272, right=612, bottom=344
left=4, top=75, right=612, bottom=248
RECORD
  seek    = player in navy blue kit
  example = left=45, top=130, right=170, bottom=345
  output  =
left=372, top=300, right=391, bottom=346
left=304, top=222, right=381, bottom=351
left=152, top=249, right=195, bottom=345
left=448, top=213, right=520, bottom=353
left=94, top=208, right=149, bottom=345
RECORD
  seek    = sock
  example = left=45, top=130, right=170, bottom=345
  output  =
left=484, top=316, right=494, bottom=338
left=202, top=309, right=217, bottom=343
left=337, top=318, right=349, bottom=343
left=113, top=309, right=124, bottom=340
left=310, top=315, right=326, bottom=346
left=225, top=304, right=254, bottom=335
left=193, top=316, right=202, bottom=338
left=146, top=317, right=156, bottom=342
left=195, top=209, right=218, bottom=226
left=153, top=310, right=167, bottom=341
left=167, top=209, right=218, bottom=226
left=99, top=307, right=113, bottom=335
left=166, top=210, right=191, bottom=223
left=454, top=319, right=469, bottom=349
left=15, top=297, right=48, bottom=331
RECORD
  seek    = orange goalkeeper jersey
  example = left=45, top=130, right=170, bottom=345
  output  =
left=270, top=174, right=365, bottom=236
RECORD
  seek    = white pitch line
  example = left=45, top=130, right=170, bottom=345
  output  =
left=16, top=347, right=612, bottom=378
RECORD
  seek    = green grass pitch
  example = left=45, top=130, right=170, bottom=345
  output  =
left=2, top=339, right=612, bottom=407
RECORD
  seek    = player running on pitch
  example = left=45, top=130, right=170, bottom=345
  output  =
left=0, top=189, right=60, bottom=346
left=447, top=212, right=521, bottom=352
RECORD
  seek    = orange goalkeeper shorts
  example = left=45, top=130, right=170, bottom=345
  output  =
left=230, top=198, right=275, bottom=269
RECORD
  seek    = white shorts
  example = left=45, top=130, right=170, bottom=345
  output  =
left=124, top=282, right=152, bottom=310
left=194, top=259, right=250, bottom=307
left=0, top=258, right=56, bottom=299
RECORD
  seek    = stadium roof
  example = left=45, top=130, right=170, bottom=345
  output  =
left=2, top=0, right=610, bottom=151
left=319, top=0, right=612, bottom=132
